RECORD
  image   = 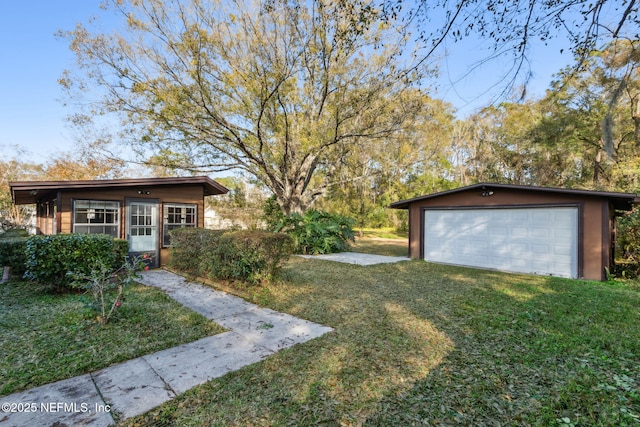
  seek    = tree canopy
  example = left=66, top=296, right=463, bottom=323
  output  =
left=52, top=0, right=640, bottom=226
left=60, top=0, right=429, bottom=213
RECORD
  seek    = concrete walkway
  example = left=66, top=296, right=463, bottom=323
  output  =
left=0, top=270, right=332, bottom=427
left=298, top=252, right=410, bottom=266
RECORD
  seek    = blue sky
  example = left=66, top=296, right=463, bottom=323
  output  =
left=0, top=1, right=575, bottom=163
left=0, top=1, right=110, bottom=161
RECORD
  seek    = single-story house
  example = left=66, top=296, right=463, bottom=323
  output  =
left=389, top=183, right=640, bottom=281
left=10, top=176, right=228, bottom=267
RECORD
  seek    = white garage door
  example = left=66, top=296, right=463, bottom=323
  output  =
left=424, top=207, right=578, bottom=278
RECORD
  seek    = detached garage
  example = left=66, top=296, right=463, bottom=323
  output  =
left=389, top=183, right=639, bottom=281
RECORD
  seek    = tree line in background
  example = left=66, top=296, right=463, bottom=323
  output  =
left=4, top=40, right=640, bottom=220
left=2, top=0, right=639, bottom=234
left=4, top=37, right=639, bottom=233
left=322, top=39, right=640, bottom=230
left=55, top=0, right=638, bottom=214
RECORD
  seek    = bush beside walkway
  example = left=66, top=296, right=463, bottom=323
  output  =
left=169, top=228, right=292, bottom=284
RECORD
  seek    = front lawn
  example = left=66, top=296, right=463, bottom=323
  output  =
left=125, top=251, right=640, bottom=426
left=0, top=280, right=225, bottom=396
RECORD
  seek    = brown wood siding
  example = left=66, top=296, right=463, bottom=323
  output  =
left=160, top=247, right=172, bottom=266
left=35, top=199, right=57, bottom=235
left=406, top=187, right=611, bottom=281
left=59, top=185, right=204, bottom=234
left=582, top=198, right=605, bottom=281
left=55, top=184, right=205, bottom=266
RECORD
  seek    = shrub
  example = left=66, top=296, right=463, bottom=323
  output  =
left=262, top=196, right=285, bottom=230
left=113, top=238, right=130, bottom=264
left=0, top=237, right=28, bottom=277
left=169, top=228, right=225, bottom=276
left=208, top=230, right=293, bottom=284
left=170, top=228, right=292, bottom=284
left=24, top=234, right=128, bottom=290
left=271, top=209, right=355, bottom=254
left=616, top=209, right=640, bottom=278
left=70, top=254, right=149, bottom=325
left=618, top=209, right=640, bottom=262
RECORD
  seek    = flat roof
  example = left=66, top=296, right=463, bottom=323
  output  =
left=10, top=176, right=228, bottom=205
left=389, top=182, right=640, bottom=211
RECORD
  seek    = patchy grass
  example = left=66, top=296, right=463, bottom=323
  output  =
left=124, top=260, right=640, bottom=426
left=351, top=237, right=407, bottom=257
left=0, top=280, right=225, bottom=396
left=355, top=227, right=408, bottom=239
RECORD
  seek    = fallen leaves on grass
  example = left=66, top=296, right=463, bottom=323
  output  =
left=123, top=258, right=640, bottom=426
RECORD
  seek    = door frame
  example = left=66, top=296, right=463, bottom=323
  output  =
left=126, top=198, right=160, bottom=268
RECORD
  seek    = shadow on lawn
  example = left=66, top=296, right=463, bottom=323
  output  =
left=360, top=268, right=640, bottom=426
left=123, top=259, right=640, bottom=427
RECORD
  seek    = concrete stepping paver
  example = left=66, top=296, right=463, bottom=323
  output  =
left=143, top=332, right=273, bottom=394
left=0, top=270, right=332, bottom=427
left=0, top=374, right=113, bottom=427
left=92, top=357, right=174, bottom=420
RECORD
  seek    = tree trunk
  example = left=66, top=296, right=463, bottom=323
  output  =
left=633, top=96, right=640, bottom=147
left=593, top=148, right=603, bottom=186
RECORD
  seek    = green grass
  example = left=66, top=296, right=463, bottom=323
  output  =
left=351, top=237, right=408, bottom=257
left=0, top=280, right=225, bottom=396
left=124, top=258, right=640, bottom=427
left=355, top=227, right=408, bottom=240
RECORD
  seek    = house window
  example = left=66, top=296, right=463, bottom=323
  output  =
left=73, top=200, right=120, bottom=237
left=163, top=204, right=197, bottom=246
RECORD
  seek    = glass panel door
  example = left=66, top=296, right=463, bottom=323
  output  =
left=127, top=200, right=159, bottom=267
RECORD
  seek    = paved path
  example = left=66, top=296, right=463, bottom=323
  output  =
left=298, top=252, right=410, bottom=266
left=0, top=270, right=332, bottom=427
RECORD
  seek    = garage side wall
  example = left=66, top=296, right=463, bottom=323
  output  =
left=407, top=188, right=608, bottom=280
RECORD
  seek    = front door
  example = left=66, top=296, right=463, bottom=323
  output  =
left=127, top=200, right=159, bottom=267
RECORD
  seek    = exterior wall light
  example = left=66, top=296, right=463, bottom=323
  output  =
left=481, top=186, right=494, bottom=197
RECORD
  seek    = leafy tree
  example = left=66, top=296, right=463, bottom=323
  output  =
left=43, top=146, right=125, bottom=180
left=206, top=176, right=268, bottom=229
left=320, top=94, right=456, bottom=228
left=0, top=150, right=42, bottom=231
left=592, top=40, right=640, bottom=156
left=448, top=39, right=640, bottom=192
left=450, top=104, right=530, bottom=185
left=528, top=40, right=640, bottom=190
left=60, top=0, right=428, bottom=214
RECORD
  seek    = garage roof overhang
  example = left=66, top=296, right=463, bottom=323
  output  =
left=10, top=176, right=229, bottom=205
left=389, top=182, right=640, bottom=212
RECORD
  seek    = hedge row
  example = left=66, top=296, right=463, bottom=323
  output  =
left=169, top=228, right=292, bottom=284
left=24, top=234, right=128, bottom=290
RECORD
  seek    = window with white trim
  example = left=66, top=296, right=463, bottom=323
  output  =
left=73, top=200, right=120, bottom=237
left=163, top=203, right=197, bottom=246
